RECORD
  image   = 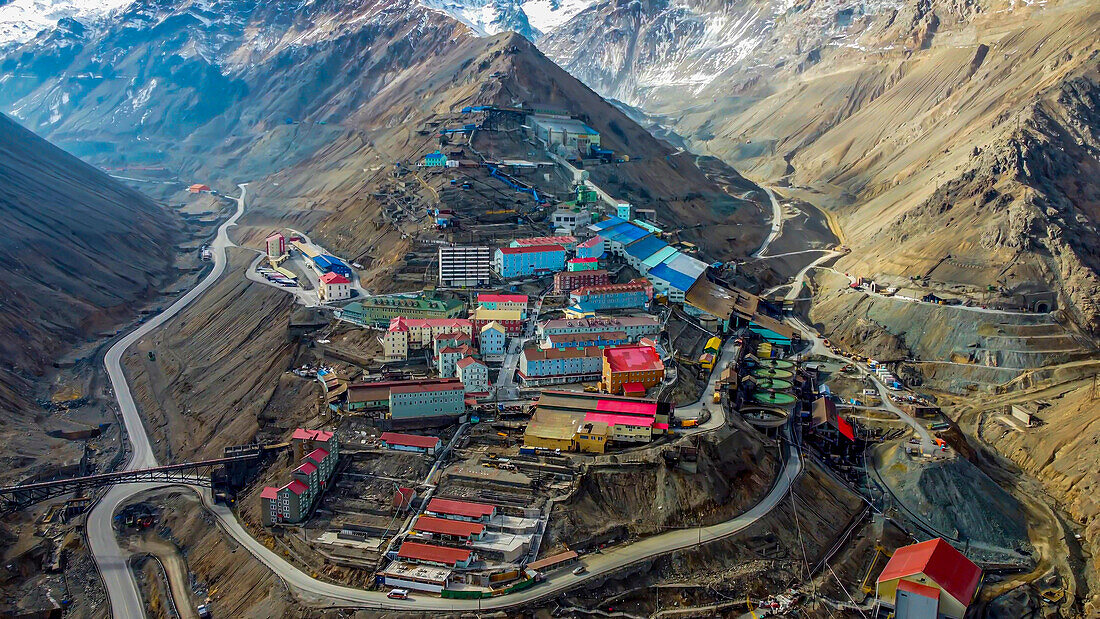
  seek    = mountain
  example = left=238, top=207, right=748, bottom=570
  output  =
left=0, top=112, right=180, bottom=446
left=0, top=0, right=766, bottom=263
left=0, top=0, right=130, bottom=48
left=541, top=0, right=1100, bottom=334
left=420, top=0, right=596, bottom=38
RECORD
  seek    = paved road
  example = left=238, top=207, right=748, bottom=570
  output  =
left=751, top=187, right=783, bottom=258
left=675, top=338, right=742, bottom=431
left=189, top=426, right=801, bottom=612
left=90, top=185, right=249, bottom=619
left=245, top=252, right=320, bottom=306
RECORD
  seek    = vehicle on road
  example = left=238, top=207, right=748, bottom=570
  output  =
left=387, top=588, right=410, bottom=599
left=572, top=565, right=587, bottom=575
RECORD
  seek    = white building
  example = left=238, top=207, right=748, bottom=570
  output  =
left=456, top=357, right=489, bottom=393
left=439, top=245, right=491, bottom=287
left=319, top=272, right=352, bottom=302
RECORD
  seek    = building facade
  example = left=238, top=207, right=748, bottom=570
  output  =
left=538, top=316, right=661, bottom=341
left=553, top=269, right=610, bottom=294
left=569, top=279, right=652, bottom=312
left=336, top=296, right=465, bottom=327
left=519, top=347, right=603, bottom=385
left=456, top=357, right=489, bottom=392
left=479, top=322, right=507, bottom=358
left=468, top=307, right=524, bottom=336
left=476, top=293, right=528, bottom=315
left=438, top=245, right=491, bottom=287
left=379, top=432, right=442, bottom=454
left=545, top=331, right=631, bottom=350
left=389, top=382, right=466, bottom=420
left=318, top=272, right=352, bottom=302
left=510, top=236, right=578, bottom=252
left=266, top=233, right=286, bottom=260
left=494, top=245, right=566, bottom=279
left=574, top=236, right=605, bottom=259
left=567, top=257, right=599, bottom=272
left=602, top=344, right=665, bottom=394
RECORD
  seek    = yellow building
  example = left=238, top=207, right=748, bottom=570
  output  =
left=573, top=421, right=608, bottom=453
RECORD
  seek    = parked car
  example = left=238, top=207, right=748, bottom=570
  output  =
left=572, top=565, right=587, bottom=575
left=387, top=589, right=410, bottom=599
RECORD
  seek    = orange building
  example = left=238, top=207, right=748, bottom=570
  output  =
left=602, top=344, right=664, bottom=395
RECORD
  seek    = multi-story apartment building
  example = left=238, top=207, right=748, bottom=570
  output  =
left=518, top=346, right=603, bottom=385
left=438, top=245, right=491, bottom=287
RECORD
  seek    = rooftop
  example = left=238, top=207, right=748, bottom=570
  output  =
left=379, top=432, right=441, bottom=449
left=497, top=244, right=566, bottom=255
left=456, top=356, right=486, bottom=369
left=588, top=216, right=625, bottom=232
left=523, top=346, right=602, bottom=361
left=685, top=278, right=760, bottom=320
left=412, top=516, right=485, bottom=538
left=546, top=330, right=629, bottom=344
left=512, top=236, right=577, bottom=247
left=397, top=541, right=472, bottom=566
left=541, top=315, right=658, bottom=330
left=294, top=461, right=318, bottom=475
left=468, top=307, right=524, bottom=321
left=426, top=498, right=496, bottom=519
left=477, top=293, right=528, bottom=304
left=260, top=486, right=280, bottom=499
left=319, top=272, right=350, bottom=285
left=624, top=235, right=668, bottom=260
left=285, top=479, right=309, bottom=495
left=291, top=428, right=335, bottom=442
left=527, top=550, right=578, bottom=571
left=647, top=262, right=700, bottom=292
left=378, top=561, right=452, bottom=583
left=572, top=279, right=651, bottom=296
left=878, top=538, right=982, bottom=605
left=305, top=447, right=330, bottom=463
left=389, top=381, right=466, bottom=395
left=604, top=345, right=664, bottom=373
left=584, top=412, right=655, bottom=428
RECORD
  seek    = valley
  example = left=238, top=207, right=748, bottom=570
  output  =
left=0, top=0, right=1097, bottom=617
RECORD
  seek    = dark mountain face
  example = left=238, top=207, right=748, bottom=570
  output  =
left=0, top=112, right=181, bottom=415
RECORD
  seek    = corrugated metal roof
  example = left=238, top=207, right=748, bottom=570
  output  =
left=642, top=246, right=679, bottom=268
left=588, top=216, right=624, bottom=232
left=426, top=498, right=496, bottom=519
left=624, top=236, right=667, bottom=260
left=380, top=432, right=441, bottom=449
left=648, top=263, right=699, bottom=292
left=662, top=252, right=708, bottom=278
left=878, top=538, right=982, bottom=606
left=603, top=222, right=650, bottom=244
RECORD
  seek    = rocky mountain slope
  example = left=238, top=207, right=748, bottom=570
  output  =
left=541, top=0, right=1100, bottom=334
left=0, top=112, right=180, bottom=470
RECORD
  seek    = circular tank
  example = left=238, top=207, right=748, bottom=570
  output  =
left=755, top=378, right=794, bottom=391
left=759, top=359, right=795, bottom=370
left=752, top=391, right=798, bottom=405
left=752, top=368, right=794, bottom=380
left=740, top=406, right=791, bottom=428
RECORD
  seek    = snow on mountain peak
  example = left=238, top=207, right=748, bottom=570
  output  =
left=0, top=0, right=133, bottom=46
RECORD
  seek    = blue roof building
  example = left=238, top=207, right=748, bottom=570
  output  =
left=424, top=151, right=448, bottom=167
left=312, top=254, right=352, bottom=278
left=648, top=263, right=699, bottom=302
left=623, top=236, right=668, bottom=269
left=588, top=216, right=625, bottom=233
left=641, top=246, right=680, bottom=273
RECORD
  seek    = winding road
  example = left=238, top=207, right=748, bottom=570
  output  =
left=91, top=184, right=804, bottom=615
left=751, top=186, right=783, bottom=258
left=90, top=184, right=249, bottom=619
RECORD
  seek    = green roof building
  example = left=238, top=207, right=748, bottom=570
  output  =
left=336, top=295, right=465, bottom=327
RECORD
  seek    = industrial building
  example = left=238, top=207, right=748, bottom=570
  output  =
left=456, top=356, right=489, bottom=392
left=602, top=344, right=665, bottom=394
left=425, top=498, right=497, bottom=523
left=412, top=516, right=486, bottom=543
left=569, top=279, right=652, bottom=312
left=551, top=207, right=591, bottom=234
left=518, top=346, right=603, bottom=385
left=538, top=315, right=660, bottom=342
left=318, top=272, right=351, bottom=302
left=310, top=254, right=353, bottom=278
left=379, top=432, right=442, bottom=455
left=554, top=269, right=610, bottom=294
left=528, top=114, right=601, bottom=155
left=336, top=295, right=464, bottom=327
left=397, top=541, right=473, bottom=569
left=494, top=244, right=567, bottom=279
left=684, top=278, right=760, bottom=332
left=438, top=245, right=491, bottom=287
left=378, top=562, right=452, bottom=594
left=524, top=390, right=672, bottom=451
left=876, top=538, right=982, bottom=619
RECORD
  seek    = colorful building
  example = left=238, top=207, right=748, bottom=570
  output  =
left=265, top=232, right=286, bottom=260
left=569, top=279, right=652, bottom=312
left=574, top=236, right=605, bottom=259
left=510, top=235, right=578, bottom=252
left=468, top=306, right=525, bottom=335
left=876, top=538, right=982, bottom=619
left=479, top=322, right=507, bottom=358
left=567, top=257, right=599, bottom=272
left=602, top=344, right=665, bottom=394
left=623, top=236, right=669, bottom=270
left=494, top=244, right=566, bottom=279
left=389, top=381, right=466, bottom=421
left=343, top=379, right=458, bottom=414
left=476, top=293, right=528, bottom=315
left=456, top=356, right=489, bottom=393
left=263, top=428, right=340, bottom=526
left=318, top=271, right=352, bottom=302
left=423, top=150, right=448, bottom=167
left=424, top=498, right=496, bottom=523
left=554, top=269, right=610, bottom=294
left=524, top=390, right=672, bottom=450
left=519, top=346, right=603, bottom=385
left=379, top=432, right=442, bottom=455
left=437, top=344, right=475, bottom=378
left=538, top=315, right=660, bottom=341
left=545, top=331, right=631, bottom=350
left=397, top=541, right=473, bottom=569
left=336, top=295, right=464, bottom=328
left=310, top=254, right=352, bottom=278
left=381, top=317, right=473, bottom=360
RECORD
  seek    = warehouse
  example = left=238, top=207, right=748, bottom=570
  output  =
left=424, top=498, right=497, bottom=523
left=528, top=114, right=601, bottom=154
left=378, top=562, right=452, bottom=594
left=379, top=432, right=442, bottom=455
left=397, top=541, right=473, bottom=569
left=411, top=515, right=486, bottom=542
left=876, top=538, right=981, bottom=619
left=311, top=254, right=352, bottom=278
left=623, top=236, right=668, bottom=270
left=524, top=390, right=673, bottom=450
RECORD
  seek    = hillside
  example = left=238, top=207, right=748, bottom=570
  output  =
left=541, top=0, right=1100, bottom=334
left=0, top=112, right=181, bottom=474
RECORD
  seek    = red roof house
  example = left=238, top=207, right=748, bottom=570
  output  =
left=877, top=538, right=982, bottom=617
left=425, top=498, right=496, bottom=521
left=397, top=541, right=473, bottom=567
left=319, top=272, right=350, bottom=285
left=380, top=432, right=442, bottom=451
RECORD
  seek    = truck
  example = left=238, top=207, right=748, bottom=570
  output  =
left=712, top=391, right=721, bottom=404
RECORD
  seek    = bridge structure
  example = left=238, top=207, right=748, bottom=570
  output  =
left=0, top=443, right=288, bottom=513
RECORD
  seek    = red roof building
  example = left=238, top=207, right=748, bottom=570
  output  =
left=379, top=432, right=442, bottom=452
left=425, top=498, right=496, bottom=522
left=305, top=447, right=330, bottom=464
left=412, top=516, right=486, bottom=540
left=295, top=461, right=318, bottom=476
left=602, top=344, right=665, bottom=395
left=477, top=293, right=528, bottom=304
left=877, top=538, right=982, bottom=618
left=397, top=541, right=473, bottom=567
left=496, top=244, right=566, bottom=255
left=260, top=486, right=280, bottom=499
left=319, top=272, right=350, bottom=285
left=285, top=480, right=309, bottom=496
